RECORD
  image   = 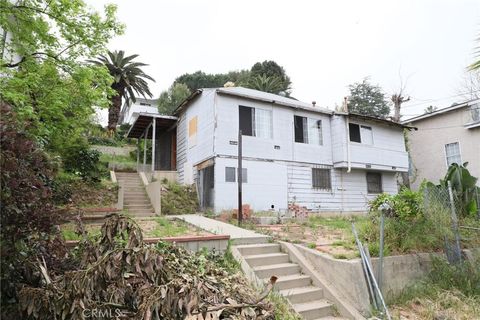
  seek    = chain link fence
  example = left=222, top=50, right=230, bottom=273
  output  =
left=422, top=182, right=478, bottom=264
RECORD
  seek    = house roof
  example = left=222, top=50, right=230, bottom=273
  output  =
left=402, top=98, right=480, bottom=123
left=347, top=112, right=417, bottom=130
left=126, top=112, right=177, bottom=139
left=173, top=86, right=333, bottom=115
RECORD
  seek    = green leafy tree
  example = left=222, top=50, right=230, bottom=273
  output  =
left=0, top=0, right=123, bottom=154
left=89, top=50, right=155, bottom=132
left=174, top=70, right=238, bottom=91
left=347, top=79, right=391, bottom=118
left=250, top=60, right=291, bottom=95
left=469, top=33, right=480, bottom=71
left=158, top=83, right=191, bottom=115
left=244, top=74, right=286, bottom=94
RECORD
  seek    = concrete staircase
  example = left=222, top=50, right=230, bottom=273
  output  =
left=115, top=172, right=154, bottom=217
left=236, top=243, right=347, bottom=320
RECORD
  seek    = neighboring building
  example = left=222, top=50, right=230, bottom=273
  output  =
left=127, top=87, right=411, bottom=213
left=119, top=97, right=159, bottom=124
left=404, top=99, right=480, bottom=189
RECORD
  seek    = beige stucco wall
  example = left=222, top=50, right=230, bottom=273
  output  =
left=407, top=108, right=480, bottom=189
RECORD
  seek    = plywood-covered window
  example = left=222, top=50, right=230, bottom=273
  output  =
left=312, top=168, right=331, bottom=190
left=366, top=172, right=382, bottom=194
left=295, top=116, right=322, bottom=145
left=188, top=116, right=198, bottom=147
left=239, top=105, right=272, bottom=138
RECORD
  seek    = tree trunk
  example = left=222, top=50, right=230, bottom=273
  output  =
left=108, top=93, right=122, bottom=133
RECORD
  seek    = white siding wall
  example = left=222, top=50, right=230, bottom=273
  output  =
left=176, top=113, right=187, bottom=184
left=215, top=95, right=332, bottom=164
left=332, top=116, right=409, bottom=171
left=177, top=91, right=216, bottom=184
left=214, top=157, right=288, bottom=212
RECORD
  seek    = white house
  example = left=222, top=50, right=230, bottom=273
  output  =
left=404, top=99, right=480, bottom=188
left=127, top=87, right=411, bottom=214
left=119, top=97, right=160, bottom=124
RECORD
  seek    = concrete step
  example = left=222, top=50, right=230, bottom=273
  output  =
left=311, top=317, right=348, bottom=320
left=124, top=206, right=153, bottom=211
left=293, top=300, right=334, bottom=320
left=244, top=253, right=290, bottom=267
left=253, top=263, right=300, bottom=279
left=236, top=243, right=280, bottom=256
left=125, top=209, right=154, bottom=215
left=272, top=274, right=312, bottom=291
left=124, top=200, right=151, bottom=205
left=279, top=286, right=324, bottom=304
left=124, top=192, right=148, bottom=196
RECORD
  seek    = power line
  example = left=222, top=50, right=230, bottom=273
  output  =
left=401, top=91, right=480, bottom=109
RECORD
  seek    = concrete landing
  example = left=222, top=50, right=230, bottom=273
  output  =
left=172, top=214, right=270, bottom=245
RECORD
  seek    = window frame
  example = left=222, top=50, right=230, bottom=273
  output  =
left=349, top=122, right=373, bottom=144
left=225, top=167, right=236, bottom=182
left=239, top=105, right=272, bottom=139
left=444, top=142, right=462, bottom=167
left=295, top=116, right=323, bottom=145
left=366, top=172, right=383, bottom=194
left=312, top=168, right=332, bottom=190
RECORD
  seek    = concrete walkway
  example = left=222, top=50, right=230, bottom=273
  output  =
left=172, top=214, right=270, bottom=245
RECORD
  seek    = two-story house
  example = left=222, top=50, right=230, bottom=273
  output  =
left=126, top=87, right=411, bottom=213
left=404, top=99, right=480, bottom=189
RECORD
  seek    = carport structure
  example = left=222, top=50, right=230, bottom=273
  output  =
left=126, top=113, right=178, bottom=178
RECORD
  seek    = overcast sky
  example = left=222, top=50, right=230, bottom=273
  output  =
left=87, top=0, right=479, bottom=119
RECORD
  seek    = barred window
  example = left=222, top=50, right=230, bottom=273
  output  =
left=312, top=168, right=331, bottom=190
left=366, top=172, right=382, bottom=194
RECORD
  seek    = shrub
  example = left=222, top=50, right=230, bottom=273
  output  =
left=0, top=103, right=64, bottom=302
left=62, top=143, right=105, bottom=182
left=369, top=188, right=422, bottom=220
left=161, top=181, right=198, bottom=215
left=429, top=254, right=480, bottom=297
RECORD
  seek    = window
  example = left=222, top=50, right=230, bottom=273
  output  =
left=471, top=103, right=480, bottom=122
left=349, top=123, right=373, bottom=144
left=295, top=116, right=323, bottom=145
left=239, top=106, right=272, bottom=138
left=239, top=168, right=248, bottom=183
left=445, top=142, right=461, bottom=166
left=312, top=168, right=331, bottom=190
left=225, top=167, right=236, bottom=182
left=366, top=172, right=382, bottom=194
left=360, top=126, right=373, bottom=145
left=225, top=167, right=247, bottom=183
left=349, top=123, right=361, bottom=142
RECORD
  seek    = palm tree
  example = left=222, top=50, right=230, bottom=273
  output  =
left=89, top=50, right=155, bottom=132
left=244, top=74, right=289, bottom=95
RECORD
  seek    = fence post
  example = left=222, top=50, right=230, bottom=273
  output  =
left=447, top=181, right=462, bottom=264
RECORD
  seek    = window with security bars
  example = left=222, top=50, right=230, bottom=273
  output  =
left=312, top=168, right=331, bottom=190
left=445, top=142, right=461, bottom=166
left=366, top=172, right=382, bottom=194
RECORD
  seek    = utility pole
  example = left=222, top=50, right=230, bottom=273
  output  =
left=238, top=130, right=243, bottom=226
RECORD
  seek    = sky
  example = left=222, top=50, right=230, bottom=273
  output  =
left=87, top=0, right=480, bottom=120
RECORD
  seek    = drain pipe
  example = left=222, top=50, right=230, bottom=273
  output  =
left=344, top=97, right=351, bottom=173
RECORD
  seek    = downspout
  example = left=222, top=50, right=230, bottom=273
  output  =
left=344, top=97, right=351, bottom=173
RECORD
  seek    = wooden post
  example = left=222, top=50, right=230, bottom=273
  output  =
left=238, top=130, right=243, bottom=226
left=143, top=125, right=148, bottom=171
left=151, top=118, right=156, bottom=172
